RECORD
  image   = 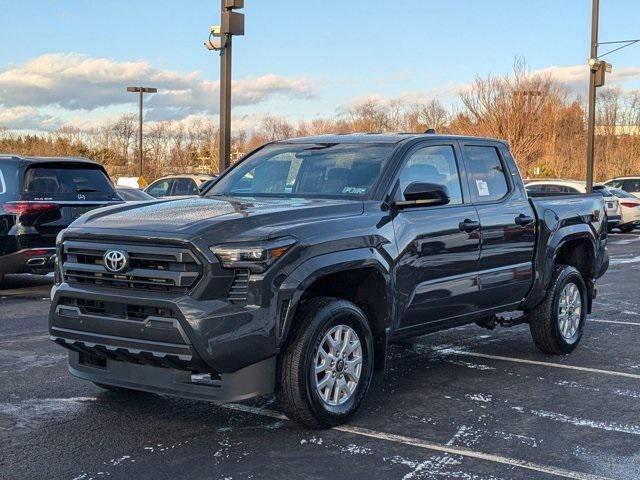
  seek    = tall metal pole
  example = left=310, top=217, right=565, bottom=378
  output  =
left=218, top=0, right=234, bottom=173
left=139, top=89, right=144, bottom=178
left=219, top=32, right=232, bottom=173
left=586, top=0, right=599, bottom=193
left=127, top=86, right=156, bottom=181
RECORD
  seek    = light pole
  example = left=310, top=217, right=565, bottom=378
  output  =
left=584, top=0, right=638, bottom=192
left=205, top=0, right=245, bottom=174
left=126, top=86, right=157, bottom=179
left=585, top=0, right=600, bottom=193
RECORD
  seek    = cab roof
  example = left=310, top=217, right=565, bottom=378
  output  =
left=274, top=133, right=507, bottom=145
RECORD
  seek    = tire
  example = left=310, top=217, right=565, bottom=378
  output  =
left=278, top=297, right=375, bottom=429
left=619, top=225, right=636, bottom=233
left=93, top=382, right=146, bottom=395
left=529, top=265, right=587, bottom=355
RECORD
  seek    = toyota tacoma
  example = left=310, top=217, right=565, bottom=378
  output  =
left=49, top=134, right=609, bottom=428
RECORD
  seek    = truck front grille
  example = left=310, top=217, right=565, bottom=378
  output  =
left=62, top=240, right=202, bottom=294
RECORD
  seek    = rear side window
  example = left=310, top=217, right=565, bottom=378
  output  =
left=623, top=180, right=640, bottom=192
left=173, top=178, right=199, bottom=195
left=23, top=165, right=116, bottom=201
left=464, top=146, right=509, bottom=202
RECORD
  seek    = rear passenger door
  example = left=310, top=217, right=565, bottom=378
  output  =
left=392, top=141, right=482, bottom=332
left=460, top=142, right=535, bottom=309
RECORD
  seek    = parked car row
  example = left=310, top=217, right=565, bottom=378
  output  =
left=524, top=179, right=640, bottom=232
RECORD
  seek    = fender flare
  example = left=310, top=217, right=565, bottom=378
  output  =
left=277, top=247, right=393, bottom=347
left=525, top=224, right=599, bottom=311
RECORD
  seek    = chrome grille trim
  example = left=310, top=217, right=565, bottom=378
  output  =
left=62, top=240, right=202, bottom=294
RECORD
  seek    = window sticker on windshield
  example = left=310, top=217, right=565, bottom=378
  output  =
left=342, top=187, right=367, bottom=194
left=475, top=179, right=490, bottom=196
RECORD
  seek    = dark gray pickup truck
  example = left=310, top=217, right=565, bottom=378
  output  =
left=49, top=134, right=609, bottom=427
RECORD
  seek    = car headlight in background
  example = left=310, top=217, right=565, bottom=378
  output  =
left=210, top=237, right=296, bottom=273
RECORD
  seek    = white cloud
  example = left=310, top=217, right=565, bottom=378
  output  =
left=0, top=53, right=317, bottom=124
left=533, top=64, right=640, bottom=90
left=0, top=106, right=60, bottom=130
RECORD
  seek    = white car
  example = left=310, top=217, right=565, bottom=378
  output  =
left=144, top=174, right=214, bottom=198
left=525, top=179, right=622, bottom=230
left=608, top=188, right=640, bottom=232
left=604, top=177, right=640, bottom=197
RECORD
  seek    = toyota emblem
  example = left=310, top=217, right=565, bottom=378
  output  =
left=103, top=250, right=129, bottom=273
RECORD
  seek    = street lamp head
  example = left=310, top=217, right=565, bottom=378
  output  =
left=127, top=87, right=158, bottom=93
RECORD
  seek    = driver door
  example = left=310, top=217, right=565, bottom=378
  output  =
left=392, top=141, right=481, bottom=333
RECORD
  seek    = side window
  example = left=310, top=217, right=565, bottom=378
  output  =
left=173, top=178, right=198, bottom=195
left=624, top=180, right=640, bottom=192
left=0, top=166, right=5, bottom=194
left=398, top=145, right=463, bottom=205
left=147, top=179, right=172, bottom=198
left=464, top=146, right=509, bottom=202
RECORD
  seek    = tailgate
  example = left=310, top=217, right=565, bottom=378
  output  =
left=20, top=161, right=122, bottom=237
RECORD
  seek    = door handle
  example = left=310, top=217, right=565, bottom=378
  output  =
left=515, top=214, right=534, bottom=226
left=459, top=219, right=481, bottom=232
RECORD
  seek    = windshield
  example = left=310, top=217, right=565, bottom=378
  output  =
left=207, top=143, right=394, bottom=199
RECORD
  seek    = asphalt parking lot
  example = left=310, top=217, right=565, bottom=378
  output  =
left=1, top=234, right=639, bottom=480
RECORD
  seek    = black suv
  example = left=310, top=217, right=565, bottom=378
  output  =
left=49, top=135, right=608, bottom=427
left=0, top=155, right=120, bottom=283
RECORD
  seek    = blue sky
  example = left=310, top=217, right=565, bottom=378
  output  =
left=1, top=0, right=639, bottom=131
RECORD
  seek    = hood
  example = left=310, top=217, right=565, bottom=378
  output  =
left=68, top=196, right=364, bottom=238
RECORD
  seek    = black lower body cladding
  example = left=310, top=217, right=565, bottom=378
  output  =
left=48, top=283, right=280, bottom=403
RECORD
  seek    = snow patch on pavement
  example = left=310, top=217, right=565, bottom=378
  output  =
left=531, top=409, right=640, bottom=435
left=0, top=397, right=98, bottom=429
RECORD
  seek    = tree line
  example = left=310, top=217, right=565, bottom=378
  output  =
left=2, top=61, right=639, bottom=182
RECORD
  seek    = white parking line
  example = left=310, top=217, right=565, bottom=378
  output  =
left=223, top=403, right=612, bottom=480
left=444, top=351, right=640, bottom=380
left=591, top=319, right=640, bottom=327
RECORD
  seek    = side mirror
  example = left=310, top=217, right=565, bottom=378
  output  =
left=396, top=182, right=450, bottom=208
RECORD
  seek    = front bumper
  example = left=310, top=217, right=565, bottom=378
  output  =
left=66, top=350, right=275, bottom=403
left=49, top=281, right=281, bottom=402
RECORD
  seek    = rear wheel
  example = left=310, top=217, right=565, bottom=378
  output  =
left=529, top=265, right=587, bottom=354
left=278, top=297, right=374, bottom=429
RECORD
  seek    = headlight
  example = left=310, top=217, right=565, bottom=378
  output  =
left=210, top=237, right=296, bottom=273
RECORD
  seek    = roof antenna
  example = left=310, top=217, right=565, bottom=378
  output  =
left=424, top=128, right=436, bottom=134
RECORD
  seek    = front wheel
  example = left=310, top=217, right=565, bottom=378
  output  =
left=278, top=297, right=374, bottom=429
left=619, top=224, right=636, bottom=233
left=529, top=265, right=587, bottom=355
